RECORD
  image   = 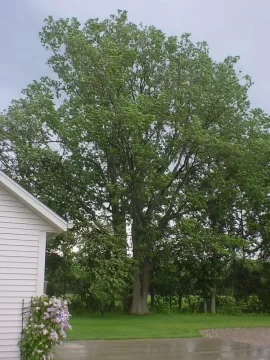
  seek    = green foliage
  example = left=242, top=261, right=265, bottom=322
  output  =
left=1, top=10, right=270, bottom=313
left=148, top=295, right=204, bottom=314
left=216, top=295, right=265, bottom=315
left=76, top=229, right=132, bottom=314
left=247, top=295, right=264, bottom=313
left=181, top=296, right=204, bottom=314
left=147, top=294, right=266, bottom=315
left=216, top=296, right=242, bottom=315
left=45, top=232, right=78, bottom=296
left=67, top=294, right=88, bottom=315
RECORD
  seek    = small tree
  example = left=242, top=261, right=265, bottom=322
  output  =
left=77, top=229, right=132, bottom=315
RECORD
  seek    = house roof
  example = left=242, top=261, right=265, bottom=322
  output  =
left=0, top=170, right=73, bottom=233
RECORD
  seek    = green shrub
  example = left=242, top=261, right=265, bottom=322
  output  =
left=150, top=294, right=266, bottom=315
left=176, top=296, right=203, bottom=314
left=246, top=295, right=264, bottom=313
left=216, top=296, right=251, bottom=315
left=150, top=295, right=204, bottom=314
left=216, top=295, right=240, bottom=314
left=67, top=294, right=87, bottom=315
left=152, top=295, right=170, bottom=313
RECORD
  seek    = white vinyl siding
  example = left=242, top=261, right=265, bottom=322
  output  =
left=0, top=186, right=54, bottom=360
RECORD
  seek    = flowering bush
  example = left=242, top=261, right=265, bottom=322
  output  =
left=20, top=295, right=72, bottom=360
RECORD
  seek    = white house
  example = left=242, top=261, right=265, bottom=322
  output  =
left=0, top=170, right=72, bottom=359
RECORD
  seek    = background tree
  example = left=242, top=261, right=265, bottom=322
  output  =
left=45, top=232, right=77, bottom=296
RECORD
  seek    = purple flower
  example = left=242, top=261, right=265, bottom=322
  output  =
left=50, top=330, right=58, bottom=341
left=21, top=295, right=72, bottom=359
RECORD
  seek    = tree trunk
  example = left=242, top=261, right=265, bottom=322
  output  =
left=203, top=299, right=208, bottom=314
left=211, top=287, right=216, bottom=314
left=131, top=260, right=151, bottom=314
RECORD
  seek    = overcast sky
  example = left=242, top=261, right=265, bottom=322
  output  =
left=0, top=0, right=269, bottom=112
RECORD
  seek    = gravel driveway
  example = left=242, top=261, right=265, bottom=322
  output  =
left=201, top=328, right=270, bottom=348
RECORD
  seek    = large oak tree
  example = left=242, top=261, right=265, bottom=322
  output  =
left=0, top=10, right=266, bottom=313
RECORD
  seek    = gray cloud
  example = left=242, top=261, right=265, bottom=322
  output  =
left=1, top=0, right=269, bottom=111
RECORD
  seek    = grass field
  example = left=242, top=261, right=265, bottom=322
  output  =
left=67, top=314, right=270, bottom=340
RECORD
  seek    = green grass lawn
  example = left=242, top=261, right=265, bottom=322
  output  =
left=67, top=313, right=270, bottom=340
